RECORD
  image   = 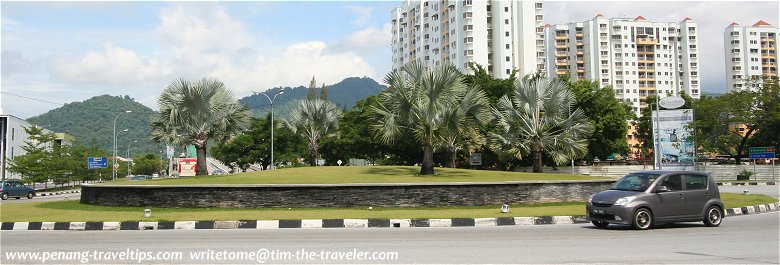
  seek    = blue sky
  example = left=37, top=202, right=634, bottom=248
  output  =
left=2, top=1, right=778, bottom=119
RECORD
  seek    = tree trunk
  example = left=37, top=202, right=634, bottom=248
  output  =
left=533, top=146, right=543, bottom=173
left=309, top=141, right=318, bottom=166
left=734, top=127, right=756, bottom=164
left=420, top=145, right=435, bottom=175
left=446, top=146, right=457, bottom=168
left=196, top=145, right=208, bottom=176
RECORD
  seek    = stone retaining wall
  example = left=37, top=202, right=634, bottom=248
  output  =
left=80, top=181, right=614, bottom=208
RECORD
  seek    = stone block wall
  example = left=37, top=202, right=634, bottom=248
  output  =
left=80, top=181, right=614, bottom=208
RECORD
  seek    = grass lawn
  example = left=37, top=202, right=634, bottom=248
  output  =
left=107, top=166, right=609, bottom=185
left=0, top=193, right=774, bottom=222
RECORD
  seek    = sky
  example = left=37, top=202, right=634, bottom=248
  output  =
left=1, top=1, right=778, bottom=119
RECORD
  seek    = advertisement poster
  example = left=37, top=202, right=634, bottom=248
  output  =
left=652, top=109, right=695, bottom=170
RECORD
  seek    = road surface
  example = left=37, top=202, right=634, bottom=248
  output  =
left=1, top=212, right=777, bottom=264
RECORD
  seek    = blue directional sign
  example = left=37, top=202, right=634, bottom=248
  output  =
left=88, top=157, right=108, bottom=169
left=748, top=147, right=776, bottom=159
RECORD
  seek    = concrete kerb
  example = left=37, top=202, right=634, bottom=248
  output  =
left=717, top=182, right=776, bottom=186
left=2, top=202, right=777, bottom=231
left=36, top=190, right=81, bottom=197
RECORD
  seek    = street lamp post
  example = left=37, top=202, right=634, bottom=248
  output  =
left=649, top=97, right=662, bottom=170
left=127, top=140, right=137, bottom=177
left=253, top=89, right=284, bottom=170
left=112, top=111, right=131, bottom=180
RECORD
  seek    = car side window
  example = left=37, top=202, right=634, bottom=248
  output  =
left=684, top=174, right=707, bottom=190
left=661, top=175, right=683, bottom=191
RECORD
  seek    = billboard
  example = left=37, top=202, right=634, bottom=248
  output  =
left=652, top=109, right=695, bottom=170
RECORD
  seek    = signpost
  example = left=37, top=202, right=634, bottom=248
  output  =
left=469, top=153, right=482, bottom=166
left=88, top=157, right=108, bottom=169
left=749, top=147, right=777, bottom=181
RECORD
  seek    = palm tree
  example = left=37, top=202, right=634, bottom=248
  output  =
left=439, top=85, right=491, bottom=167
left=151, top=78, right=250, bottom=176
left=488, top=76, right=593, bottom=173
left=284, top=98, right=342, bottom=166
left=372, top=62, right=489, bottom=175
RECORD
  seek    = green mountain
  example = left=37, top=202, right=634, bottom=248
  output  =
left=25, top=77, right=386, bottom=156
left=27, top=95, right=163, bottom=156
left=239, top=76, right=387, bottom=119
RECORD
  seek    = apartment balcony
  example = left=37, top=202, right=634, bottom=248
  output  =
left=638, top=67, right=654, bottom=72
left=555, top=44, right=568, bottom=49
left=762, top=53, right=777, bottom=59
left=575, top=33, right=583, bottom=38
left=555, top=35, right=568, bottom=40
left=556, top=70, right=568, bottom=75
left=636, top=37, right=658, bottom=45
left=639, top=59, right=655, bottom=64
left=576, top=41, right=584, bottom=46
left=556, top=52, right=568, bottom=57
left=576, top=51, right=584, bottom=55
left=576, top=59, right=584, bottom=64
left=576, top=67, right=585, bottom=73
left=556, top=61, right=569, bottom=66
left=761, top=37, right=775, bottom=42
left=638, top=50, right=654, bottom=55
left=639, top=77, right=655, bottom=82
left=762, top=46, right=776, bottom=51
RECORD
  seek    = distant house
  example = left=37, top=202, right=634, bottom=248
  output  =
left=1, top=111, right=72, bottom=181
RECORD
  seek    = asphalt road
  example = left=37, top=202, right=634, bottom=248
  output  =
left=1, top=212, right=777, bottom=264
left=719, top=185, right=780, bottom=198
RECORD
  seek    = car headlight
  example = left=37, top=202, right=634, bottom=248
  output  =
left=588, top=195, right=594, bottom=204
left=614, top=196, right=636, bottom=206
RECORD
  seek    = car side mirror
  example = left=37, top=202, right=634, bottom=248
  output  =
left=656, top=186, right=670, bottom=193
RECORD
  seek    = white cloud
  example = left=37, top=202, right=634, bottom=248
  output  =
left=345, top=5, right=374, bottom=27
left=48, top=43, right=171, bottom=87
left=333, top=23, right=392, bottom=54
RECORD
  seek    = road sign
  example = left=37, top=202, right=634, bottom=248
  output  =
left=88, top=157, right=108, bottom=169
left=749, top=147, right=775, bottom=154
left=469, top=153, right=482, bottom=166
left=749, top=146, right=776, bottom=159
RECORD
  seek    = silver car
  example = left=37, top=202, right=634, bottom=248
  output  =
left=587, top=170, right=724, bottom=230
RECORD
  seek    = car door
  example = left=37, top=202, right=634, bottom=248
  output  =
left=5, top=182, right=19, bottom=196
left=682, top=174, right=710, bottom=218
left=652, top=174, right=687, bottom=220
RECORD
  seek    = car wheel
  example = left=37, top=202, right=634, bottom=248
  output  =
left=632, top=208, right=653, bottom=230
left=591, top=221, right=609, bottom=228
left=703, top=206, right=722, bottom=227
left=0, top=193, right=7, bottom=200
left=27, top=192, right=34, bottom=199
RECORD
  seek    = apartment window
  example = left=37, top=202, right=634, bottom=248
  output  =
left=688, top=36, right=696, bottom=40
left=750, top=40, right=758, bottom=44
left=505, top=19, right=509, bottom=25
left=600, top=33, right=607, bottom=37
left=688, top=27, right=695, bottom=32
left=601, top=42, right=608, bottom=46
left=506, top=56, right=510, bottom=62
left=691, top=71, right=698, bottom=76
left=602, top=78, right=609, bottom=83
left=690, top=54, right=697, bottom=58
left=731, top=31, right=740, bottom=36
left=464, top=50, right=473, bottom=56
left=463, top=37, right=473, bottom=43
left=506, top=44, right=510, bottom=49
left=600, top=23, right=607, bottom=28
left=506, top=69, right=511, bottom=74
left=731, top=40, right=740, bottom=44
left=464, top=25, right=473, bottom=31
left=601, top=60, right=608, bottom=65
left=535, top=15, right=543, bottom=21
left=536, top=3, right=542, bottom=8
left=601, top=51, right=608, bottom=55
left=691, top=62, right=697, bottom=67
left=601, top=69, right=609, bottom=74
left=732, top=49, right=740, bottom=53
left=750, top=48, right=758, bottom=53
left=750, top=32, right=757, bottom=35
left=689, top=45, right=696, bottom=49
left=11, top=128, right=14, bottom=141
left=614, top=44, right=621, bottom=48
left=505, top=31, right=509, bottom=37
left=463, top=12, right=472, bottom=18
left=505, top=7, right=509, bottom=12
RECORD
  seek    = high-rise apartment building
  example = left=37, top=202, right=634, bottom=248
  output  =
left=724, top=20, right=778, bottom=92
left=545, top=15, right=701, bottom=117
left=390, top=0, right=545, bottom=78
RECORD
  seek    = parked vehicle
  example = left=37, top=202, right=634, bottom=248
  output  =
left=587, top=170, right=723, bottom=230
left=0, top=180, right=36, bottom=200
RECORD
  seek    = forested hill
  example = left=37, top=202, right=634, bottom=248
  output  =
left=27, top=95, right=162, bottom=155
left=239, top=76, right=386, bottom=118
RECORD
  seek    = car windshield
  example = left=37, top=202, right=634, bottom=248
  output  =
left=610, top=173, right=662, bottom=191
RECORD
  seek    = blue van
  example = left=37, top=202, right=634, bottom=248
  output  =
left=0, top=180, right=36, bottom=200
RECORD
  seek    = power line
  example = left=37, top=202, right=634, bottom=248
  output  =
left=1, top=91, right=158, bottom=115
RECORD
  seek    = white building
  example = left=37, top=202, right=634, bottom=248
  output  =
left=546, top=15, right=701, bottom=117
left=724, top=20, right=778, bottom=92
left=0, top=112, right=70, bottom=181
left=390, top=0, right=545, bottom=78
